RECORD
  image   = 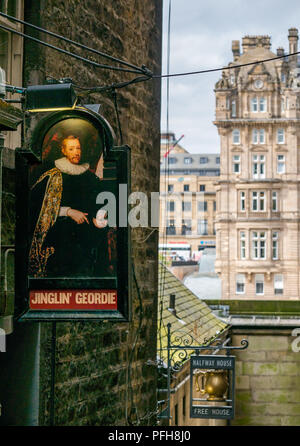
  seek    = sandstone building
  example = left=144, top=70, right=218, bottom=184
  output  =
left=214, top=30, right=300, bottom=300
left=160, top=132, right=220, bottom=256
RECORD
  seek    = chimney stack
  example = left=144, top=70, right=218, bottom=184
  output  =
left=288, top=28, right=298, bottom=54
left=277, top=47, right=285, bottom=57
left=232, top=40, right=240, bottom=61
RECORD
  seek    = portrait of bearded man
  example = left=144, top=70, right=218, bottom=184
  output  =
left=29, top=134, right=110, bottom=278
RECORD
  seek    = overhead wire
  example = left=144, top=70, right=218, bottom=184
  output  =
left=0, top=21, right=147, bottom=75
left=0, top=11, right=150, bottom=76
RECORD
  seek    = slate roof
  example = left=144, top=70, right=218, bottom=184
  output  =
left=157, top=263, right=228, bottom=366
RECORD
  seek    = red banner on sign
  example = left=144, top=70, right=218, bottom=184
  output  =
left=30, top=290, right=118, bottom=310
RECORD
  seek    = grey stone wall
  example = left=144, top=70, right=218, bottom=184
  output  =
left=232, top=329, right=300, bottom=426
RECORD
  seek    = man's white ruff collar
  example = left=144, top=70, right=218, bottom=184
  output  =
left=55, top=157, right=90, bottom=175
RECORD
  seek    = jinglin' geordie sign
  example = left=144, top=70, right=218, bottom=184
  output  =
left=15, top=106, right=130, bottom=321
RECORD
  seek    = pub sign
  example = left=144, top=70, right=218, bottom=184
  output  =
left=15, top=106, right=131, bottom=321
left=190, top=354, right=236, bottom=419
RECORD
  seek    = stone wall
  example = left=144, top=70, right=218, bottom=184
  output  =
left=232, top=329, right=300, bottom=426
left=23, top=0, right=162, bottom=426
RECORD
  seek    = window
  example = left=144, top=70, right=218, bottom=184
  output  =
left=231, top=100, right=236, bottom=117
left=277, top=155, right=285, bottom=174
left=252, top=231, right=266, bottom=259
left=184, top=157, right=192, bottom=164
left=252, top=129, right=265, bottom=144
left=236, top=274, right=246, bottom=294
left=0, top=0, right=18, bottom=16
left=216, top=157, right=220, bottom=164
left=200, top=157, right=208, bottom=164
left=167, top=201, right=175, bottom=212
left=213, top=201, right=216, bottom=211
left=168, top=184, right=174, bottom=193
left=252, top=191, right=265, bottom=212
left=251, top=97, right=266, bottom=112
left=197, top=219, right=208, bottom=235
left=233, top=155, right=241, bottom=173
left=274, top=274, right=284, bottom=295
left=255, top=274, right=264, bottom=295
left=281, top=73, right=286, bottom=83
left=182, top=219, right=192, bottom=235
left=259, top=97, right=267, bottom=112
left=251, top=97, right=258, bottom=112
left=272, top=231, right=279, bottom=260
left=252, top=155, right=265, bottom=179
left=240, top=231, right=246, bottom=259
left=183, top=184, right=189, bottom=192
left=272, top=191, right=278, bottom=211
left=281, top=98, right=285, bottom=112
left=182, top=201, right=191, bottom=212
left=199, top=185, right=205, bottom=192
left=168, top=157, right=177, bottom=164
left=226, top=97, right=230, bottom=110
left=232, top=129, right=240, bottom=144
left=198, top=201, right=207, bottom=212
left=166, top=219, right=176, bottom=235
left=240, top=191, right=245, bottom=211
left=277, top=128, right=285, bottom=144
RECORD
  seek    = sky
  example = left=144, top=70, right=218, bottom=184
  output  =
left=161, top=0, right=300, bottom=154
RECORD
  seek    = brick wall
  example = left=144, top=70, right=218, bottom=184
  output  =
left=23, top=0, right=162, bottom=426
left=232, top=330, right=300, bottom=426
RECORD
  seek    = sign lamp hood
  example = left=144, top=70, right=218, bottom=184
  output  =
left=26, top=83, right=77, bottom=112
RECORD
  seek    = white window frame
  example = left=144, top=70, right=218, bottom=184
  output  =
left=251, top=191, right=265, bottom=212
left=252, top=155, right=265, bottom=179
left=272, top=191, right=278, bottom=212
left=240, top=231, right=246, bottom=259
left=240, top=191, right=245, bottom=212
left=277, top=128, right=285, bottom=144
left=252, top=129, right=265, bottom=144
left=251, top=97, right=258, bottom=112
left=233, top=154, right=241, bottom=173
left=272, top=231, right=279, bottom=260
left=277, top=154, right=285, bottom=174
left=252, top=231, right=266, bottom=260
left=232, top=129, right=240, bottom=145
left=259, top=97, right=267, bottom=112
left=236, top=274, right=246, bottom=294
left=274, top=274, right=284, bottom=295
left=255, top=274, right=264, bottom=295
left=231, top=100, right=236, bottom=117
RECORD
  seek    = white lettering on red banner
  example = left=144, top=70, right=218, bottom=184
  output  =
left=30, top=290, right=117, bottom=310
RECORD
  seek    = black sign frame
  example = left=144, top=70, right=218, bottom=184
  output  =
left=190, top=354, right=236, bottom=420
left=15, top=107, right=131, bottom=322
